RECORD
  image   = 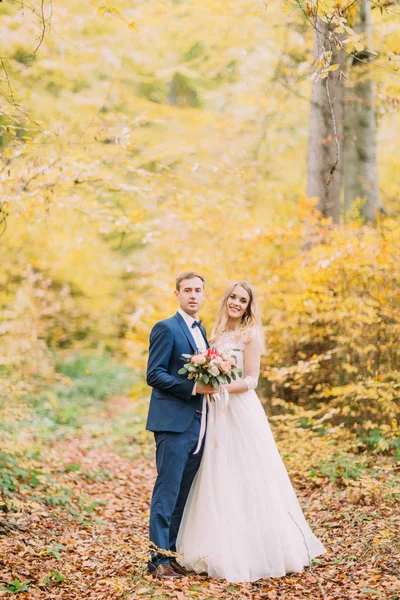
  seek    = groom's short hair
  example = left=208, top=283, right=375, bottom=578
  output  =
left=176, top=272, right=205, bottom=291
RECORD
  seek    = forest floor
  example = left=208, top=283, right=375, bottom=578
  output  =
left=1, top=389, right=399, bottom=600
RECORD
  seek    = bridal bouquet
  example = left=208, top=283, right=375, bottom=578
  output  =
left=178, top=347, right=241, bottom=390
left=180, top=348, right=240, bottom=454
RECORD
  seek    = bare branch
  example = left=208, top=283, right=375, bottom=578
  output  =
left=325, top=77, right=340, bottom=185
left=0, top=59, right=15, bottom=104
left=0, top=202, right=8, bottom=240
left=25, top=0, right=52, bottom=68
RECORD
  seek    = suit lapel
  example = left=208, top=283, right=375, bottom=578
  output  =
left=175, top=312, right=197, bottom=353
left=200, top=325, right=209, bottom=349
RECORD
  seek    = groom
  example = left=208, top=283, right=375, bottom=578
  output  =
left=146, top=272, right=215, bottom=579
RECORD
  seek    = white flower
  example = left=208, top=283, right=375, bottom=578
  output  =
left=209, top=365, right=219, bottom=377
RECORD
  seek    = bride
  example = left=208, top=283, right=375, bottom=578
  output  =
left=176, top=281, right=326, bottom=583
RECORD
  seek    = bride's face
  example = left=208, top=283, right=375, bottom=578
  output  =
left=226, top=285, right=250, bottom=321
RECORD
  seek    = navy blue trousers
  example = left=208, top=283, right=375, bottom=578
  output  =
left=149, top=413, right=204, bottom=568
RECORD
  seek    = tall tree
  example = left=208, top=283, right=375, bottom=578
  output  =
left=343, top=0, right=381, bottom=221
left=307, top=18, right=346, bottom=224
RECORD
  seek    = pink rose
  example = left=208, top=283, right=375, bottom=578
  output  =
left=192, top=354, right=206, bottom=365
left=209, top=360, right=222, bottom=376
left=222, top=353, right=236, bottom=367
left=220, top=361, right=232, bottom=374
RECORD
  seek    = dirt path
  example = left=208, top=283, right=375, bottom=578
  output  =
left=1, top=396, right=399, bottom=600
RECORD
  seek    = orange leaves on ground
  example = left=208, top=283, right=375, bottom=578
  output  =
left=1, top=394, right=399, bottom=600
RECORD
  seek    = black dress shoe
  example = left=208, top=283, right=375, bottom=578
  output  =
left=149, top=563, right=184, bottom=579
left=170, top=559, right=193, bottom=576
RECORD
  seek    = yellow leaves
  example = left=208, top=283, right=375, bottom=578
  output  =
left=343, top=37, right=364, bottom=53
left=376, top=438, right=390, bottom=452
left=97, top=578, right=126, bottom=592
left=330, top=19, right=364, bottom=53
left=1, top=0, right=400, bottom=457
left=314, top=50, right=342, bottom=79
left=328, top=63, right=339, bottom=72
left=97, top=5, right=136, bottom=30
left=97, top=6, right=122, bottom=19
left=305, top=0, right=317, bottom=18
left=342, top=363, right=358, bottom=375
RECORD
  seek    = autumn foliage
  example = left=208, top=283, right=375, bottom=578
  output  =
left=0, top=0, right=399, bottom=597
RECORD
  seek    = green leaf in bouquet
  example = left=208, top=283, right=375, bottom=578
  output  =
left=231, top=371, right=237, bottom=380
left=212, top=379, right=220, bottom=389
left=218, top=375, right=227, bottom=384
left=237, top=370, right=242, bottom=378
left=178, top=368, right=188, bottom=375
left=202, top=374, right=210, bottom=384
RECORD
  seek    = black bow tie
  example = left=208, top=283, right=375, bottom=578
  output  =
left=191, top=320, right=202, bottom=329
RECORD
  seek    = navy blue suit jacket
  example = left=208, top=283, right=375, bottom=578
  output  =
left=146, top=312, right=208, bottom=433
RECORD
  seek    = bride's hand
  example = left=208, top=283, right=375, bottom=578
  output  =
left=197, top=383, right=218, bottom=395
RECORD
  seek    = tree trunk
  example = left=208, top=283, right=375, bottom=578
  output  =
left=307, top=20, right=346, bottom=224
left=343, top=0, right=381, bottom=221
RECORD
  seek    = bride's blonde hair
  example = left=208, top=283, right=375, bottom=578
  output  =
left=211, top=280, right=265, bottom=352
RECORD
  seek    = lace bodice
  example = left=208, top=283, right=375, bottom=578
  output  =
left=215, top=330, right=259, bottom=391
left=215, top=331, right=245, bottom=373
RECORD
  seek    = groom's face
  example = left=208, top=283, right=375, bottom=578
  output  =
left=174, top=277, right=205, bottom=317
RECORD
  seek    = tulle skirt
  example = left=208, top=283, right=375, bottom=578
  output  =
left=176, top=390, right=326, bottom=583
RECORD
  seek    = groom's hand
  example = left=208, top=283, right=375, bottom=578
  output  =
left=196, top=383, right=218, bottom=395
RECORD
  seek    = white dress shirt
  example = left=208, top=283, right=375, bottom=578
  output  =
left=178, top=308, right=207, bottom=351
left=178, top=308, right=207, bottom=396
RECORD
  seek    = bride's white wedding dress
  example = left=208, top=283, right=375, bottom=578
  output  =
left=176, top=329, right=326, bottom=583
